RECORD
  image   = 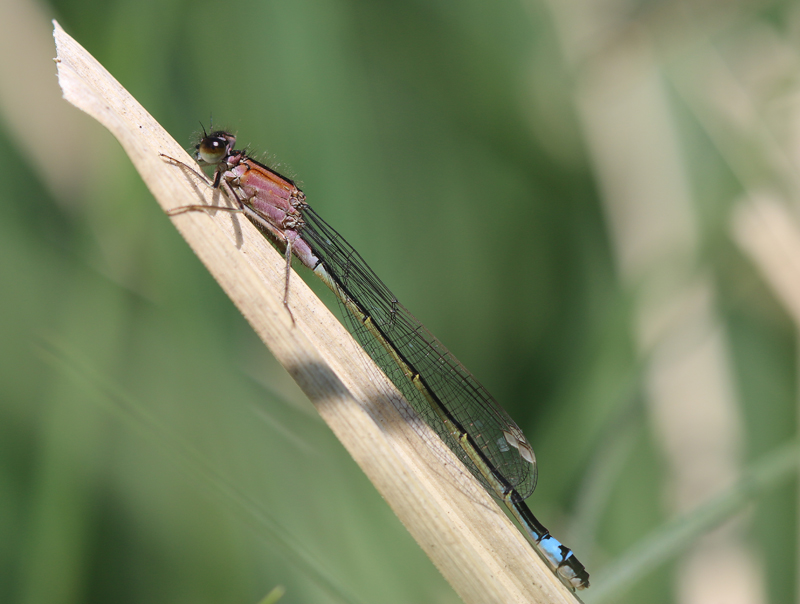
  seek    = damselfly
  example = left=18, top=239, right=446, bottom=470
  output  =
left=162, top=128, right=590, bottom=591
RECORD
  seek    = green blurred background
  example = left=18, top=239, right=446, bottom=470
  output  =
left=2, top=0, right=799, bottom=603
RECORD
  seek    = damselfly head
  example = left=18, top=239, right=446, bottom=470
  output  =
left=195, top=131, right=236, bottom=165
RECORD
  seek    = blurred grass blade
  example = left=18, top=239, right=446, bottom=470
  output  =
left=569, top=392, right=644, bottom=557
left=257, top=585, right=287, bottom=604
left=586, top=439, right=800, bottom=603
left=36, top=336, right=366, bottom=604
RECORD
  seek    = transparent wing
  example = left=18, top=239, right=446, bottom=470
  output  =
left=300, top=206, right=537, bottom=500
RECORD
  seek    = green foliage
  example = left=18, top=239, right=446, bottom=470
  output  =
left=2, top=1, right=799, bottom=602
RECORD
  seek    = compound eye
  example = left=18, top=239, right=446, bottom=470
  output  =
left=195, top=136, right=228, bottom=165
